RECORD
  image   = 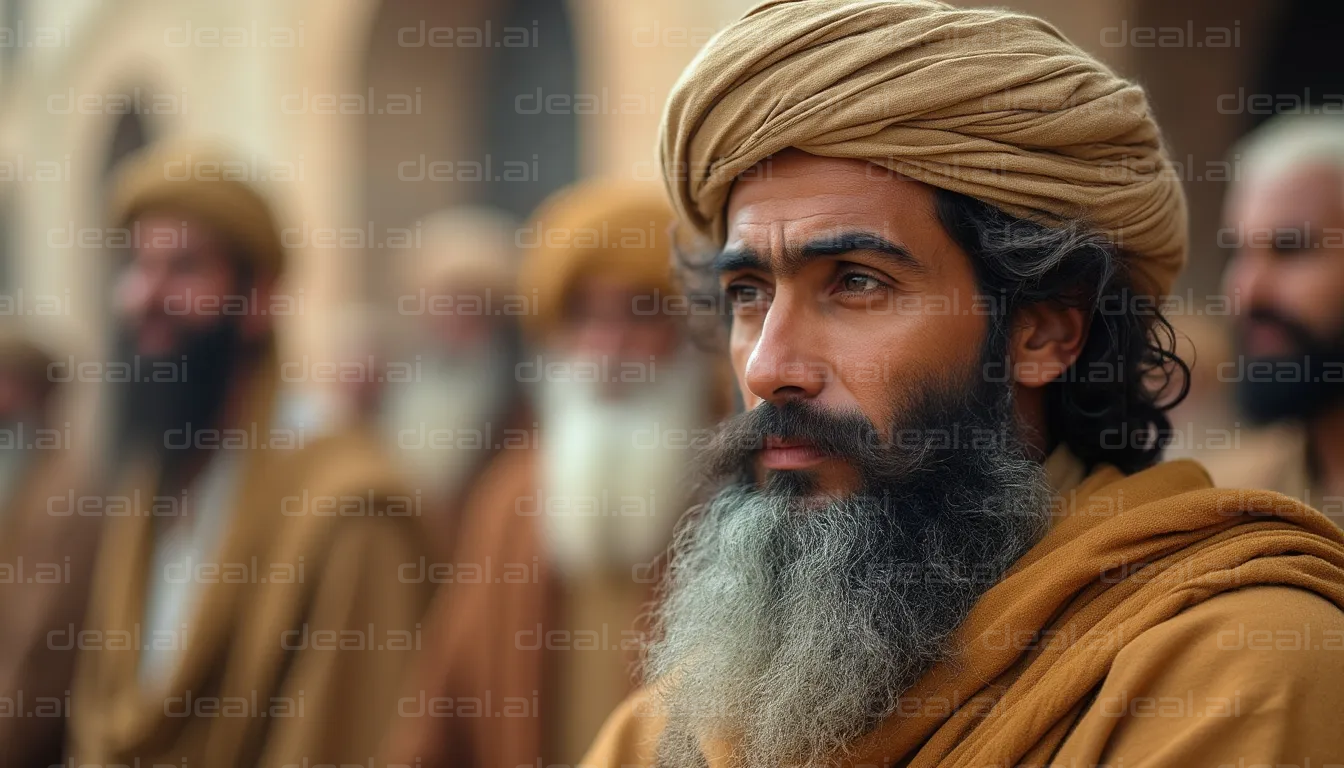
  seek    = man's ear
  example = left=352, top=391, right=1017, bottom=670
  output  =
left=1008, top=302, right=1089, bottom=388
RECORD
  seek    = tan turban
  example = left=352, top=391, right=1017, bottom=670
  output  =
left=109, top=140, right=286, bottom=275
left=413, top=206, right=521, bottom=296
left=517, top=179, right=677, bottom=339
left=661, top=0, right=1188, bottom=295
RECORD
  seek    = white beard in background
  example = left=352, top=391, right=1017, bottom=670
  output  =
left=538, top=356, right=707, bottom=574
left=381, top=348, right=509, bottom=502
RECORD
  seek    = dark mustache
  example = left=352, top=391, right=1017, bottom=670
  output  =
left=1244, top=307, right=1320, bottom=353
left=695, top=400, right=911, bottom=484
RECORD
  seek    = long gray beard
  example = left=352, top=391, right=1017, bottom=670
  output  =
left=645, top=394, right=1053, bottom=767
left=538, top=357, right=707, bottom=573
left=380, top=349, right=509, bottom=501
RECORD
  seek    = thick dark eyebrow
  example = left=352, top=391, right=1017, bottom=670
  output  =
left=713, top=231, right=925, bottom=278
left=792, top=232, right=924, bottom=276
left=713, top=246, right=766, bottom=275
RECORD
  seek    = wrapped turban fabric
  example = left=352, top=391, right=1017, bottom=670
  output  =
left=110, top=140, right=287, bottom=276
left=660, top=0, right=1188, bottom=295
left=516, top=179, right=677, bottom=341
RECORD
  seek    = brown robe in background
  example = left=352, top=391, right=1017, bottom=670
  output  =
left=67, top=360, right=436, bottom=768
left=384, top=439, right=659, bottom=768
left=0, top=442, right=100, bottom=767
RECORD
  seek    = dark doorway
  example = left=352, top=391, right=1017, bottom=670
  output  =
left=1250, top=0, right=1344, bottom=132
left=477, top=0, right=580, bottom=220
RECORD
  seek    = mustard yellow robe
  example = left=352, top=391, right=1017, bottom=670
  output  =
left=582, top=458, right=1344, bottom=766
left=68, top=367, right=435, bottom=768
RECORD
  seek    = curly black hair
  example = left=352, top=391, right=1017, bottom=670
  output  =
left=931, top=188, right=1188, bottom=474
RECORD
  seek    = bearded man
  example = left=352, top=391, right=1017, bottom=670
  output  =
left=379, top=206, right=525, bottom=543
left=582, top=2, right=1344, bottom=766
left=1212, top=115, right=1344, bottom=522
left=67, top=141, right=434, bottom=767
left=384, top=180, right=726, bottom=768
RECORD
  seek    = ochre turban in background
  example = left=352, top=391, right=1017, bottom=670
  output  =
left=412, top=206, right=522, bottom=297
left=109, top=140, right=287, bottom=275
left=661, top=0, right=1188, bottom=295
left=517, top=179, right=677, bottom=340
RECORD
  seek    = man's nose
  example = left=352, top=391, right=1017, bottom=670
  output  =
left=116, top=267, right=168, bottom=323
left=574, top=318, right=630, bottom=361
left=1224, top=249, right=1276, bottom=317
left=743, top=295, right=829, bottom=404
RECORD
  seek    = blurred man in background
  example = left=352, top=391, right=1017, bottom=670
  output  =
left=385, top=180, right=724, bottom=768
left=1220, top=115, right=1344, bottom=523
left=0, top=329, right=98, bottom=766
left=380, top=206, right=525, bottom=547
left=67, top=141, right=434, bottom=768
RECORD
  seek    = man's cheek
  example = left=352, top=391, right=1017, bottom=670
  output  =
left=735, top=375, right=756, bottom=409
left=731, top=334, right=757, bottom=400
left=1308, top=274, right=1344, bottom=343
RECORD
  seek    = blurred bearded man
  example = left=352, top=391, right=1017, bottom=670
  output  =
left=1216, top=115, right=1344, bottom=523
left=582, top=2, right=1344, bottom=767
left=380, top=206, right=524, bottom=539
left=384, top=180, right=725, bottom=768
left=67, top=141, right=435, bottom=768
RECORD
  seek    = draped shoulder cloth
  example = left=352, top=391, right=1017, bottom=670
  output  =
left=582, top=460, right=1344, bottom=765
left=661, top=0, right=1188, bottom=295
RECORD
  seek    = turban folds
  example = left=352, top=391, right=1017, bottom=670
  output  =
left=660, top=0, right=1188, bottom=295
left=517, top=179, right=677, bottom=340
left=414, top=206, right=521, bottom=295
left=110, top=140, right=286, bottom=275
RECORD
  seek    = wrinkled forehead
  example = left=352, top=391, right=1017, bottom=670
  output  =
left=723, top=150, right=948, bottom=268
left=728, top=151, right=934, bottom=229
left=1229, top=161, right=1344, bottom=227
left=127, top=208, right=229, bottom=259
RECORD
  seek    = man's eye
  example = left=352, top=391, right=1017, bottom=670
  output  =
left=171, top=256, right=206, bottom=276
left=838, top=273, right=885, bottom=293
left=1272, top=243, right=1312, bottom=258
left=724, top=283, right=769, bottom=311
left=1272, top=229, right=1315, bottom=256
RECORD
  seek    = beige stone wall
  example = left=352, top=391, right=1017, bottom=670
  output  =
left=0, top=0, right=1280, bottom=420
